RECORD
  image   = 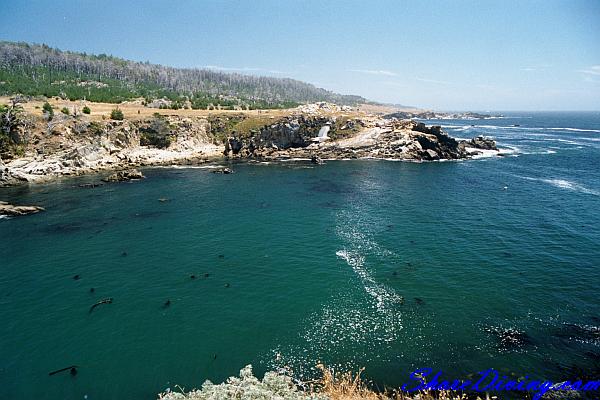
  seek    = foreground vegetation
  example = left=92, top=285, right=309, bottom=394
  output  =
left=0, top=41, right=365, bottom=109
left=158, top=365, right=480, bottom=400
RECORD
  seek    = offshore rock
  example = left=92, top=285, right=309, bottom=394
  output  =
left=102, top=169, right=144, bottom=182
left=212, top=167, right=233, bottom=174
left=464, top=135, right=498, bottom=150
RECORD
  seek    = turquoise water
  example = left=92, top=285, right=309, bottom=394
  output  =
left=1, top=112, right=599, bottom=399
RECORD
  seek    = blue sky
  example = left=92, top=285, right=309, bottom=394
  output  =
left=1, top=0, right=599, bottom=111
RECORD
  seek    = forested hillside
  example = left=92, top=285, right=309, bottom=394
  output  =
left=0, top=41, right=366, bottom=109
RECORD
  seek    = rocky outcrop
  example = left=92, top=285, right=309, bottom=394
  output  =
left=0, top=201, right=44, bottom=216
left=311, top=155, right=325, bottom=165
left=384, top=111, right=503, bottom=120
left=223, top=115, right=335, bottom=158
left=383, top=111, right=437, bottom=120
left=224, top=118, right=485, bottom=162
left=463, top=135, right=497, bottom=150
left=102, top=169, right=144, bottom=182
left=412, top=122, right=468, bottom=159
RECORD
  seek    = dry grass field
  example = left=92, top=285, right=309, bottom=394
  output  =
left=1, top=96, right=416, bottom=122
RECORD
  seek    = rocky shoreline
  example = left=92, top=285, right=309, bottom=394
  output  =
left=0, top=105, right=498, bottom=187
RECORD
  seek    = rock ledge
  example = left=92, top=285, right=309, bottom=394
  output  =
left=0, top=201, right=45, bottom=216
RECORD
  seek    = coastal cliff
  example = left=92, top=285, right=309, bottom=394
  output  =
left=0, top=113, right=221, bottom=185
left=0, top=99, right=497, bottom=186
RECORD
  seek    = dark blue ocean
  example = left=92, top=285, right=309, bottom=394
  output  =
left=1, top=112, right=599, bottom=399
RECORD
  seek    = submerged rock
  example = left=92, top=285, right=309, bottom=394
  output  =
left=311, top=155, right=325, bottom=165
left=484, top=326, right=532, bottom=350
left=102, top=169, right=144, bottom=182
left=212, top=167, right=233, bottom=174
left=0, top=201, right=45, bottom=216
left=77, top=183, right=103, bottom=188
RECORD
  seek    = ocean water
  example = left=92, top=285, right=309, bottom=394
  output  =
left=1, top=112, right=599, bottom=399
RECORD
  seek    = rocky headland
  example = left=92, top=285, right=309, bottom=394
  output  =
left=0, top=100, right=498, bottom=187
left=222, top=115, right=497, bottom=162
left=383, top=110, right=503, bottom=120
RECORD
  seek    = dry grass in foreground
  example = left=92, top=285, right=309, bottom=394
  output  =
left=158, top=364, right=490, bottom=400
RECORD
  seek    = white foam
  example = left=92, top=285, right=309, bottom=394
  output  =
left=521, top=149, right=558, bottom=155
left=543, top=179, right=598, bottom=195
left=278, top=157, right=311, bottom=161
left=335, top=249, right=403, bottom=311
left=547, top=138, right=584, bottom=145
left=156, top=164, right=225, bottom=169
left=516, top=175, right=599, bottom=196
left=444, top=124, right=600, bottom=134
left=546, top=127, right=600, bottom=133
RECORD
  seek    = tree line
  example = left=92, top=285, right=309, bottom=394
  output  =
left=0, top=41, right=365, bottom=107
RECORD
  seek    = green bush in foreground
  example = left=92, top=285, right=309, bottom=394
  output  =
left=82, top=105, right=91, bottom=114
left=110, top=108, right=124, bottom=120
left=60, top=107, right=70, bottom=115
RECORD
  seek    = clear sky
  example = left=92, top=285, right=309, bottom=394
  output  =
left=1, top=0, right=599, bottom=111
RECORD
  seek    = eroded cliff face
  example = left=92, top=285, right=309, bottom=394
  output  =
left=224, top=115, right=357, bottom=157
left=0, top=115, right=220, bottom=185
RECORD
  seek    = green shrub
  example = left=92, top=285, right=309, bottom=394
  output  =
left=88, top=121, right=105, bottom=135
left=42, top=101, right=54, bottom=120
left=82, top=105, right=91, bottom=114
left=110, top=108, right=124, bottom=120
left=61, top=107, right=70, bottom=115
left=140, top=116, right=173, bottom=148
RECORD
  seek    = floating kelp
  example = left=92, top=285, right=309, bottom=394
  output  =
left=76, top=183, right=103, bottom=189
left=49, top=365, right=78, bottom=376
left=89, top=298, right=113, bottom=313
